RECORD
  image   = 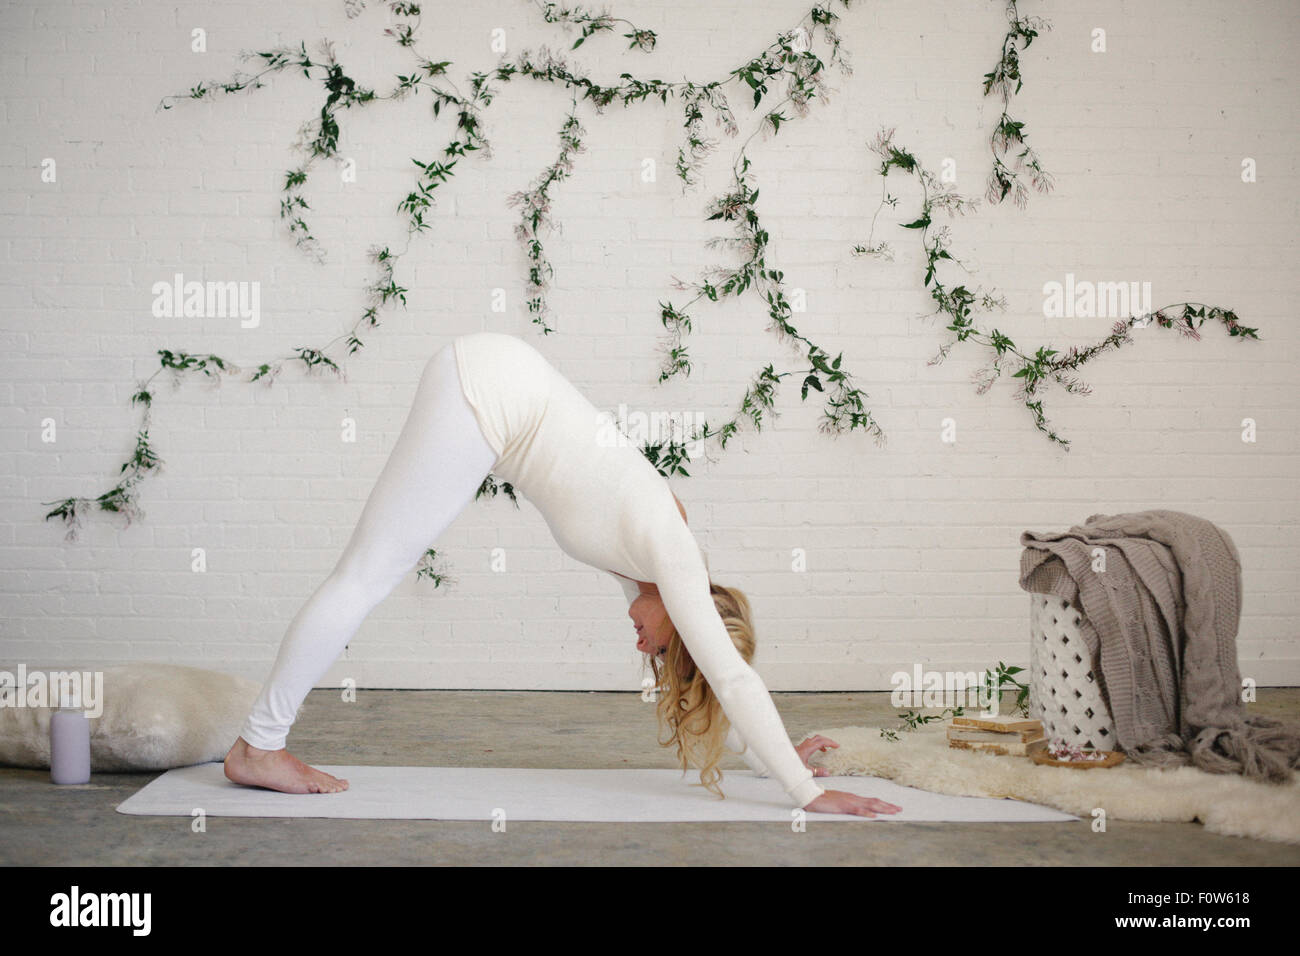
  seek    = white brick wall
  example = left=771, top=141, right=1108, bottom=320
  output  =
left=2, top=0, right=1296, bottom=694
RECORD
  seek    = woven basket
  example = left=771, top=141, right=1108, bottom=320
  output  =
left=1027, top=593, right=1118, bottom=752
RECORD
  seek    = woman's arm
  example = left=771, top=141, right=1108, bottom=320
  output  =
left=724, top=724, right=770, bottom=777
left=650, top=522, right=825, bottom=809
left=608, top=570, right=643, bottom=604
left=641, top=492, right=898, bottom=816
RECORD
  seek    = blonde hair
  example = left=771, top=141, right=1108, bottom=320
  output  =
left=644, top=581, right=756, bottom=799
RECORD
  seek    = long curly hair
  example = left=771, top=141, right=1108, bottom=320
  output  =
left=643, top=581, right=756, bottom=799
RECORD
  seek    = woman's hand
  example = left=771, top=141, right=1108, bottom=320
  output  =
left=803, top=790, right=903, bottom=818
left=796, top=734, right=840, bottom=777
left=795, top=735, right=903, bottom=817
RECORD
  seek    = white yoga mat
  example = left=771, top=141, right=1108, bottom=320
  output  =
left=117, top=764, right=1079, bottom=823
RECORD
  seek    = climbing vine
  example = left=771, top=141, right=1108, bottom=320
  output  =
left=497, top=3, right=879, bottom=449
left=983, top=0, right=1053, bottom=208
left=505, top=106, right=587, bottom=335
left=529, top=0, right=658, bottom=51
left=161, top=39, right=388, bottom=262
left=853, top=127, right=1258, bottom=448
left=660, top=150, right=883, bottom=447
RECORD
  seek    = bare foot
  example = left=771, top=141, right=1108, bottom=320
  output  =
left=223, top=736, right=349, bottom=794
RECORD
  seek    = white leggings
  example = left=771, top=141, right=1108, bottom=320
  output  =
left=239, top=343, right=499, bottom=750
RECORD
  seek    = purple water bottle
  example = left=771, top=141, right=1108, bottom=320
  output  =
left=50, top=709, right=91, bottom=784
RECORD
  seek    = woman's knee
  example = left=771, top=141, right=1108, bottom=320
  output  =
left=327, top=553, right=408, bottom=605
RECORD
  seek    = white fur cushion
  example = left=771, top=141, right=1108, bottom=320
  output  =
left=0, top=663, right=260, bottom=772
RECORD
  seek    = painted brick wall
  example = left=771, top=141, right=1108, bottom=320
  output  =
left=2, top=0, right=1296, bottom=695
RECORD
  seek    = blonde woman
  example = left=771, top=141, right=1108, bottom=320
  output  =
left=225, top=331, right=902, bottom=818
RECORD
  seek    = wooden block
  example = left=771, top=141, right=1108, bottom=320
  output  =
left=947, top=726, right=1045, bottom=744
left=950, top=714, right=1043, bottom=734
left=948, top=736, right=1048, bottom=757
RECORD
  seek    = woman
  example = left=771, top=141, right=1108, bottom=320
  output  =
left=224, top=332, right=901, bottom=818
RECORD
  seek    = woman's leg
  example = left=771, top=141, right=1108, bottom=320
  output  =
left=235, top=342, right=497, bottom=760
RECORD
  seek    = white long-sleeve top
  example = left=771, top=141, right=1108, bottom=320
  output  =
left=454, top=331, right=823, bottom=808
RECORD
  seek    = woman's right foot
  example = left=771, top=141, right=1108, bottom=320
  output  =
left=223, top=736, right=349, bottom=794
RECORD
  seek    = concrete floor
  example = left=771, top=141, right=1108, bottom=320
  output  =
left=3, top=689, right=1298, bottom=866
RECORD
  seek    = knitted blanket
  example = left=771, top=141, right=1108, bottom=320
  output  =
left=1018, top=509, right=1300, bottom=781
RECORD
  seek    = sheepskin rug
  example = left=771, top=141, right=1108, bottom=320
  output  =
left=802, top=724, right=1300, bottom=845
left=0, top=663, right=259, bottom=772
